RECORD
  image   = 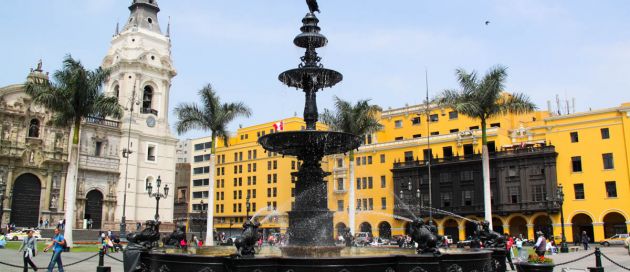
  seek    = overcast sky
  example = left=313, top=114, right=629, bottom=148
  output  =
left=2, top=0, right=629, bottom=139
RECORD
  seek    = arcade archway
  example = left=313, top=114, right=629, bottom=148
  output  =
left=603, top=212, right=627, bottom=239
left=378, top=221, right=392, bottom=239
left=571, top=213, right=594, bottom=243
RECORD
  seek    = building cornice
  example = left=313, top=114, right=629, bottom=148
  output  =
left=357, top=127, right=499, bottom=153
left=544, top=105, right=630, bottom=121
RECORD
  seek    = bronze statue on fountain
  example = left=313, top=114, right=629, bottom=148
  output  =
left=124, top=220, right=161, bottom=272
left=162, top=223, right=186, bottom=248
left=409, top=219, right=442, bottom=255
left=478, top=220, right=506, bottom=248
left=234, top=220, right=261, bottom=257
left=127, top=220, right=161, bottom=250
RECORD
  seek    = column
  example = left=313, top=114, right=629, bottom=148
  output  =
left=527, top=223, right=534, bottom=240
left=437, top=226, right=444, bottom=236
left=5, top=167, right=14, bottom=221
left=502, top=225, right=510, bottom=235
left=565, top=223, right=574, bottom=243
left=552, top=223, right=562, bottom=241
left=43, top=169, right=53, bottom=211
left=458, top=225, right=465, bottom=241
left=593, top=222, right=604, bottom=242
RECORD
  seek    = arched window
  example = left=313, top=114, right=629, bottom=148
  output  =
left=28, top=119, right=40, bottom=138
left=142, top=85, right=154, bottom=113
left=114, top=85, right=120, bottom=99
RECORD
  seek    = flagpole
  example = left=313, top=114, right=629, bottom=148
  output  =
left=425, top=69, right=432, bottom=224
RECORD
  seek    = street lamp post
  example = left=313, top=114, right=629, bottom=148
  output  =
left=557, top=185, right=568, bottom=253
left=146, top=176, right=169, bottom=223
left=120, top=87, right=140, bottom=239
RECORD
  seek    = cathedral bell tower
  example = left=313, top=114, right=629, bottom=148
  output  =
left=102, top=0, right=177, bottom=228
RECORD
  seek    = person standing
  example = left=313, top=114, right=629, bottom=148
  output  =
left=18, top=230, right=38, bottom=272
left=44, top=228, right=65, bottom=272
left=581, top=231, right=590, bottom=250
left=534, top=231, right=547, bottom=257
left=0, top=232, right=6, bottom=248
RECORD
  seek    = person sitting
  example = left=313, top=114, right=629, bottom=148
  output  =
left=110, top=233, right=123, bottom=252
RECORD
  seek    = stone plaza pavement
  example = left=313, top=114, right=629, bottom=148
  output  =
left=0, top=249, right=123, bottom=272
left=513, top=246, right=630, bottom=272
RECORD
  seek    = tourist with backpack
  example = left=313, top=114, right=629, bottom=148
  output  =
left=44, top=227, right=66, bottom=272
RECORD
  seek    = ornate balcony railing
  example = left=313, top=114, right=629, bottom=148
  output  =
left=393, top=145, right=555, bottom=169
left=84, top=116, right=120, bottom=128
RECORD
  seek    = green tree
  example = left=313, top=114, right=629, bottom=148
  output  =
left=25, top=55, right=123, bottom=246
left=174, top=84, right=251, bottom=245
left=437, top=65, right=536, bottom=228
left=321, top=96, right=383, bottom=234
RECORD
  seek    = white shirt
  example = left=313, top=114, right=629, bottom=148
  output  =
left=535, top=236, right=545, bottom=247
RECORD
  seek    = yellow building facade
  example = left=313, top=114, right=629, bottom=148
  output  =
left=198, top=117, right=327, bottom=237
left=189, top=102, right=630, bottom=243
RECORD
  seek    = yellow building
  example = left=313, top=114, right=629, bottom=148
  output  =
left=189, top=101, right=629, bottom=243
left=327, top=102, right=629, bottom=243
left=529, top=103, right=630, bottom=242
left=190, top=117, right=326, bottom=237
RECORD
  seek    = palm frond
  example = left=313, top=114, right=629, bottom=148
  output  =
left=174, top=103, right=209, bottom=135
left=321, top=96, right=383, bottom=138
left=496, top=92, right=537, bottom=115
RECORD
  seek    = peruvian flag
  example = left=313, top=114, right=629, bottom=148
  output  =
left=273, top=120, right=284, bottom=132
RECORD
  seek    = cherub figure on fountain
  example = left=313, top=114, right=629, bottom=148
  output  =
left=124, top=220, right=161, bottom=272
left=235, top=219, right=261, bottom=257
left=127, top=220, right=161, bottom=250
left=162, top=223, right=186, bottom=248
left=478, top=220, right=506, bottom=248
left=409, top=219, right=441, bottom=255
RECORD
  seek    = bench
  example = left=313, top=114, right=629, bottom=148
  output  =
left=568, top=246, right=580, bottom=252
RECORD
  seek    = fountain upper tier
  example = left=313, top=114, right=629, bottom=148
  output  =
left=258, top=131, right=361, bottom=157
left=279, top=13, right=343, bottom=90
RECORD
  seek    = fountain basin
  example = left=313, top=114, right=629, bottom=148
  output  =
left=258, top=131, right=361, bottom=157
left=142, top=248, right=494, bottom=272
left=278, top=67, right=343, bottom=89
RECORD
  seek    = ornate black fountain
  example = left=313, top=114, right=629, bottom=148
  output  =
left=257, top=0, right=361, bottom=255
left=126, top=1, right=500, bottom=271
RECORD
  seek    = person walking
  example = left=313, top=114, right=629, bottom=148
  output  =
left=534, top=231, right=547, bottom=257
left=18, top=229, right=38, bottom=272
left=44, top=228, right=66, bottom=272
left=624, top=236, right=630, bottom=256
left=505, top=235, right=515, bottom=270
left=581, top=231, right=590, bottom=250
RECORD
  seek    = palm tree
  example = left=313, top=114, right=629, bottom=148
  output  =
left=437, top=65, right=536, bottom=228
left=174, top=84, right=252, bottom=246
left=320, top=96, right=383, bottom=235
left=25, top=55, right=123, bottom=247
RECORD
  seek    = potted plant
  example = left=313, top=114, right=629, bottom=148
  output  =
left=515, top=254, right=555, bottom=272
